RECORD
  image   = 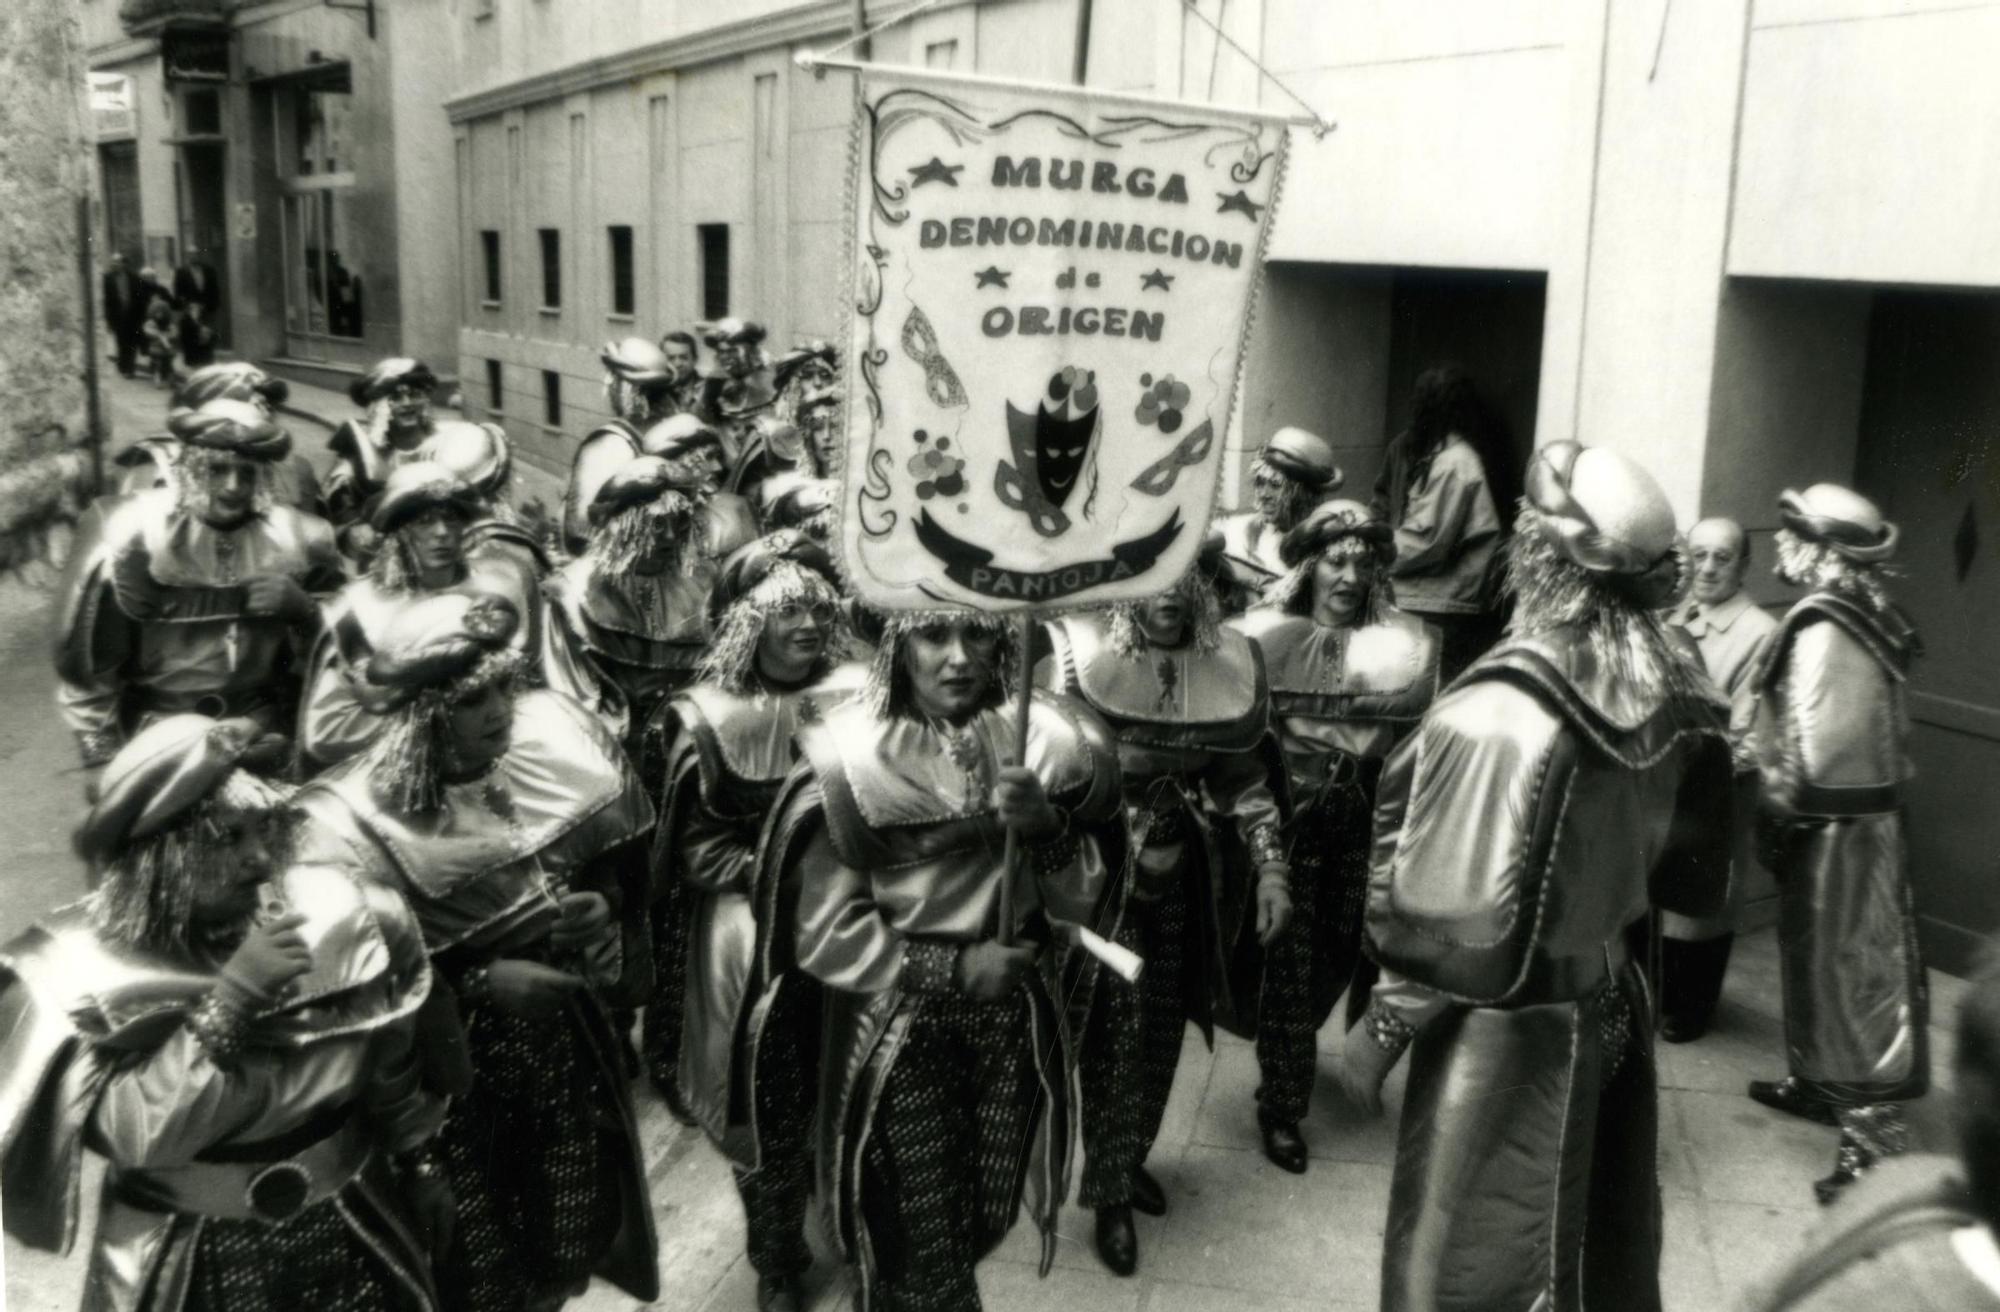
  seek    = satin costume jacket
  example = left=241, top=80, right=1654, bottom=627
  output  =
left=288, top=687, right=661, bottom=1300
left=653, top=663, right=867, bottom=1160
left=1754, top=590, right=1928, bottom=1105
left=756, top=693, right=1124, bottom=1301
left=298, top=555, right=546, bottom=770
left=1039, top=614, right=1283, bottom=1036
left=0, top=865, right=441, bottom=1312
left=1363, top=631, right=1731, bottom=1312
left=54, top=490, right=344, bottom=762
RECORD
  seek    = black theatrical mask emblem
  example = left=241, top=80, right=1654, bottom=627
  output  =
left=1012, top=367, right=1099, bottom=509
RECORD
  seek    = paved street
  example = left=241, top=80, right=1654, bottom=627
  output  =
left=0, top=370, right=1969, bottom=1311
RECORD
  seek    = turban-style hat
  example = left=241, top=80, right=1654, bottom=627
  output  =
left=600, top=337, right=674, bottom=388
left=702, top=317, right=767, bottom=349
left=76, top=715, right=261, bottom=863
left=173, top=361, right=289, bottom=411
left=1278, top=498, right=1396, bottom=569
left=706, top=530, right=841, bottom=630
left=772, top=342, right=838, bottom=393
left=589, top=455, right=681, bottom=525
left=763, top=477, right=836, bottom=532
left=1525, top=441, right=1685, bottom=608
left=362, top=592, right=520, bottom=704
left=370, top=461, right=478, bottom=533
left=422, top=420, right=512, bottom=497
left=167, top=398, right=292, bottom=461
left=1258, top=426, right=1342, bottom=490
left=348, top=357, right=437, bottom=408
left=1778, top=484, right=1898, bottom=563
left=640, top=413, right=725, bottom=465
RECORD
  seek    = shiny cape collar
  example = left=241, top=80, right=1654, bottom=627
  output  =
left=1467, top=627, right=1725, bottom=767
left=667, top=663, right=868, bottom=800
left=1761, top=590, right=1921, bottom=691
left=298, top=689, right=650, bottom=898
left=797, top=693, right=1120, bottom=865
left=1233, top=607, right=1441, bottom=723
left=1047, top=616, right=1268, bottom=755
left=550, top=555, right=711, bottom=646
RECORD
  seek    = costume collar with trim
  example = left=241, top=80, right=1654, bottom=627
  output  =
left=1761, top=589, right=1920, bottom=690
left=1467, top=627, right=1725, bottom=767
left=1234, top=606, right=1440, bottom=711
left=673, top=662, right=869, bottom=794
left=1050, top=614, right=1264, bottom=744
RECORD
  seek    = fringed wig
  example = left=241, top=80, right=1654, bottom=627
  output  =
left=358, top=593, right=526, bottom=814
left=586, top=455, right=701, bottom=577
left=865, top=612, right=1018, bottom=721
left=1505, top=441, right=1707, bottom=706
left=366, top=462, right=477, bottom=595
left=1774, top=483, right=1905, bottom=620
left=1107, top=564, right=1226, bottom=657
left=695, top=531, right=851, bottom=693
left=349, top=358, right=438, bottom=444
left=76, top=716, right=294, bottom=958
left=1249, top=457, right=1317, bottom=532
left=173, top=442, right=278, bottom=521
left=1774, top=529, right=1899, bottom=616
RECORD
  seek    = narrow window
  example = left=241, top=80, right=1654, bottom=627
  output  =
left=608, top=225, right=635, bottom=317
left=542, top=369, right=562, bottom=428
left=538, top=228, right=561, bottom=309
left=484, top=359, right=503, bottom=412
left=697, top=223, right=729, bottom=321
left=480, top=230, right=501, bottom=303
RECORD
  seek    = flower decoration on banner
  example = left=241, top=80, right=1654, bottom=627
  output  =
left=1135, top=373, right=1191, bottom=433
left=907, top=431, right=967, bottom=501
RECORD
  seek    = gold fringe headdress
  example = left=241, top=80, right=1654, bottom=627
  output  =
left=695, top=531, right=852, bottom=693
left=585, top=454, right=700, bottom=577
left=355, top=592, right=526, bottom=814
left=1261, top=498, right=1396, bottom=622
left=864, top=610, right=1018, bottom=720
left=168, top=399, right=289, bottom=521
left=365, top=461, right=477, bottom=595
left=76, top=715, right=294, bottom=955
left=1108, top=534, right=1228, bottom=657
left=1774, top=483, right=1907, bottom=623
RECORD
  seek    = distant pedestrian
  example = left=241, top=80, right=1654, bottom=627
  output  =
left=178, top=302, right=218, bottom=372
left=100, top=253, right=145, bottom=378
left=140, top=295, right=178, bottom=387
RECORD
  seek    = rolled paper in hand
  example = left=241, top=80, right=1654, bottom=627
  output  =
left=1075, top=925, right=1144, bottom=985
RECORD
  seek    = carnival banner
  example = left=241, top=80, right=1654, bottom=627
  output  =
left=835, top=67, right=1291, bottom=612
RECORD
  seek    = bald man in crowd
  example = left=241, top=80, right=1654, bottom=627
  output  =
left=1662, top=516, right=1780, bottom=1041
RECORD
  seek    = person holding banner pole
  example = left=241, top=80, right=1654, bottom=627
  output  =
left=1039, top=535, right=1292, bottom=1276
left=761, top=614, right=1125, bottom=1311
left=1230, top=500, right=1441, bottom=1173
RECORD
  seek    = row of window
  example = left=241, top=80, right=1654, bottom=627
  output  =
left=477, top=223, right=730, bottom=319
left=479, top=358, right=564, bottom=428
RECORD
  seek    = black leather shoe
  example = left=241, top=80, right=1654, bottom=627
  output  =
left=1260, top=1119, right=1309, bottom=1174
left=1813, top=1165, right=1857, bottom=1207
left=757, top=1274, right=804, bottom=1312
left=1129, top=1165, right=1167, bottom=1217
left=1749, top=1078, right=1838, bottom=1127
left=1094, top=1204, right=1138, bottom=1276
left=1659, top=1014, right=1706, bottom=1045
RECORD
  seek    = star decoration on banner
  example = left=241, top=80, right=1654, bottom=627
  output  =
left=1140, top=268, right=1175, bottom=291
left=908, top=157, right=964, bottom=188
left=974, top=266, right=1011, bottom=289
left=1217, top=189, right=1264, bottom=221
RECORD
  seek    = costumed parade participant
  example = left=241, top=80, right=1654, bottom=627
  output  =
left=1370, top=365, right=1511, bottom=680
left=115, top=362, right=327, bottom=514
left=1747, top=961, right=2000, bottom=1311
left=326, top=358, right=441, bottom=540
left=660, top=330, right=705, bottom=414
left=1342, top=441, right=1732, bottom=1312
left=654, top=532, right=863, bottom=1312
left=1039, top=536, right=1292, bottom=1275
left=420, top=417, right=552, bottom=579
left=646, top=412, right=763, bottom=561
left=1230, top=500, right=1439, bottom=1173
left=1748, top=483, right=1928, bottom=1203
left=290, top=592, right=660, bottom=1312
left=56, top=398, right=342, bottom=789
left=561, top=338, right=681, bottom=555
left=761, top=614, right=1125, bottom=1311
left=299, top=462, right=544, bottom=771
left=726, top=342, right=840, bottom=503
left=1662, top=516, right=1780, bottom=1041
left=694, top=318, right=777, bottom=466
left=1214, top=427, right=1341, bottom=613
left=0, top=715, right=449, bottom=1312
left=760, top=477, right=837, bottom=541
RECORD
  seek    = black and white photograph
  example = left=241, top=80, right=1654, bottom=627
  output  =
left=1, top=1, right=1995, bottom=1309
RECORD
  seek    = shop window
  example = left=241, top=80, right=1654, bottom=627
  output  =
left=480, top=230, right=501, bottom=304
left=485, top=359, right=503, bottom=412
left=698, top=223, right=729, bottom=320
left=539, top=228, right=561, bottom=310
left=290, top=69, right=353, bottom=176
left=182, top=88, right=222, bottom=136
left=542, top=370, right=562, bottom=428
left=608, top=225, right=635, bottom=317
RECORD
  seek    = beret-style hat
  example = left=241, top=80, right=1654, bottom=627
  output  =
left=589, top=455, right=682, bottom=524
left=361, top=592, right=520, bottom=699
left=348, top=357, right=437, bottom=408
left=422, top=420, right=512, bottom=497
left=1259, top=427, right=1342, bottom=491
left=76, top=715, right=259, bottom=863
left=173, top=361, right=289, bottom=411
left=1779, top=484, right=1898, bottom=563
left=1525, top=440, right=1686, bottom=608
left=1278, top=498, right=1396, bottom=569
left=370, top=461, right=478, bottom=533
left=640, top=412, right=724, bottom=462
left=166, top=398, right=292, bottom=461
left=706, top=530, right=841, bottom=629
left=702, top=317, right=767, bottom=348
left=600, top=337, right=674, bottom=388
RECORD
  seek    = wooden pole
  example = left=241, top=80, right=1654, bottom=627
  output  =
left=76, top=193, right=104, bottom=498
left=996, top=611, right=1036, bottom=946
